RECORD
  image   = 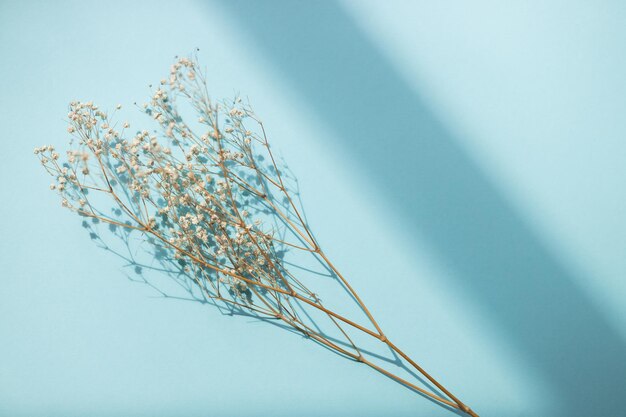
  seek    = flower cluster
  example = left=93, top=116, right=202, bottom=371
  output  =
left=36, top=55, right=317, bottom=313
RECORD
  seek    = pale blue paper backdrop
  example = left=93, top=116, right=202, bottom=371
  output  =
left=1, top=1, right=625, bottom=416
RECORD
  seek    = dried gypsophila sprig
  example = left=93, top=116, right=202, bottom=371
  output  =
left=35, top=54, right=479, bottom=417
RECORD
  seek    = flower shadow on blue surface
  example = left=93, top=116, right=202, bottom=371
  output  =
left=79, top=167, right=465, bottom=416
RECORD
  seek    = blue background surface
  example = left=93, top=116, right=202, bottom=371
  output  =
left=1, top=1, right=625, bottom=416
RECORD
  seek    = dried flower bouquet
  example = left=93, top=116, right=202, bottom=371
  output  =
left=35, top=54, right=478, bottom=417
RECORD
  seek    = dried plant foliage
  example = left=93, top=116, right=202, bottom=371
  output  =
left=36, top=54, right=478, bottom=416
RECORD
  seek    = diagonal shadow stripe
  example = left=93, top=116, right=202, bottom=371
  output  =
left=211, top=1, right=626, bottom=415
